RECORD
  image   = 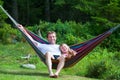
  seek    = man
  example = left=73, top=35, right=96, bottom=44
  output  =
left=18, top=24, right=65, bottom=78
left=45, top=31, right=65, bottom=78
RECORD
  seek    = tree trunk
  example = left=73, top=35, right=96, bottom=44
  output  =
left=45, top=0, right=50, bottom=21
left=27, top=0, right=30, bottom=25
left=12, top=0, right=18, bottom=26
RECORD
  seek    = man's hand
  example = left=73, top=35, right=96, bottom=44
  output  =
left=17, top=24, right=26, bottom=33
left=18, top=24, right=24, bottom=30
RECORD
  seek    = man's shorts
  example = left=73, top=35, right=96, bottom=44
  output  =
left=53, top=55, right=60, bottom=60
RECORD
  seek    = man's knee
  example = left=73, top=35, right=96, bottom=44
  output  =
left=45, top=52, right=54, bottom=59
left=45, top=52, right=50, bottom=57
left=59, top=56, right=65, bottom=61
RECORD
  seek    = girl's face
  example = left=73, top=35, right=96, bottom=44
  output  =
left=60, top=44, right=69, bottom=53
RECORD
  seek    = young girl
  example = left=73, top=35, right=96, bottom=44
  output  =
left=59, top=43, right=77, bottom=59
left=52, top=43, right=77, bottom=78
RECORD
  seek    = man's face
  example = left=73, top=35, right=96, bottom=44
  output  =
left=47, top=33, right=56, bottom=44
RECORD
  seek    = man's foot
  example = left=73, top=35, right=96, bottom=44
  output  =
left=49, top=74, right=59, bottom=78
left=54, top=74, right=58, bottom=78
left=49, top=73, right=54, bottom=78
left=49, top=75, right=55, bottom=78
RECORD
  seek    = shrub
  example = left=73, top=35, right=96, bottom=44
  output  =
left=85, top=60, right=108, bottom=78
left=33, top=20, right=81, bottom=44
left=64, top=33, right=83, bottom=45
left=0, top=23, right=18, bottom=44
left=102, top=62, right=120, bottom=80
left=85, top=57, right=120, bottom=80
left=113, top=51, right=120, bottom=60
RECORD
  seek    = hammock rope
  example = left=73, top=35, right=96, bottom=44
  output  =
left=1, top=5, right=120, bottom=69
left=0, top=5, right=18, bottom=27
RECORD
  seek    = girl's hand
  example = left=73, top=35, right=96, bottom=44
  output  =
left=69, top=49, right=77, bottom=56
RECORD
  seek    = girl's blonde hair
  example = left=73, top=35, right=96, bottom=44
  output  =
left=60, top=43, right=74, bottom=55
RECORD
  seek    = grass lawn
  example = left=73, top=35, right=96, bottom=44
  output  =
left=0, top=69, right=99, bottom=80
left=0, top=42, right=99, bottom=80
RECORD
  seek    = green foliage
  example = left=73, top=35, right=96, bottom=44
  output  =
left=0, top=2, right=19, bottom=44
left=100, top=35, right=120, bottom=51
left=2, top=0, right=120, bottom=25
left=32, top=20, right=93, bottom=45
left=0, top=0, right=3, bottom=4
left=0, top=24, right=18, bottom=44
left=84, top=48, right=120, bottom=79
left=32, top=20, right=74, bottom=44
left=54, top=0, right=65, bottom=5
left=24, top=20, right=120, bottom=51
left=99, top=0, right=120, bottom=23
left=86, top=60, right=120, bottom=79
left=0, top=3, right=8, bottom=28
left=85, top=60, right=108, bottom=78
left=64, top=33, right=79, bottom=45
left=89, top=17, right=115, bottom=35
left=17, top=0, right=44, bottom=25
left=102, top=63, right=120, bottom=80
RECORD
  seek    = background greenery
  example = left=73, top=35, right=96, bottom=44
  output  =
left=0, top=0, right=120, bottom=80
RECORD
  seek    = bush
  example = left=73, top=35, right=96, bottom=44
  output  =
left=33, top=20, right=82, bottom=44
left=0, top=23, right=18, bottom=44
left=113, top=51, right=120, bottom=60
left=103, top=66, right=120, bottom=80
left=85, top=60, right=108, bottom=78
left=85, top=57, right=120, bottom=80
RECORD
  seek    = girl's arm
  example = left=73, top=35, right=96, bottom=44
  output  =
left=69, top=49, right=77, bottom=56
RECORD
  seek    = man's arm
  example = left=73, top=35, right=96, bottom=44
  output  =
left=18, top=24, right=38, bottom=46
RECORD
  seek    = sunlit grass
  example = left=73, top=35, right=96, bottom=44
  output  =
left=0, top=42, right=103, bottom=80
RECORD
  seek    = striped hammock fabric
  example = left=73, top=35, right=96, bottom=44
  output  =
left=21, top=24, right=120, bottom=69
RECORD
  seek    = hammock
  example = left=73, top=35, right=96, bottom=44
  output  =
left=1, top=5, right=120, bottom=69
left=23, top=24, right=120, bottom=69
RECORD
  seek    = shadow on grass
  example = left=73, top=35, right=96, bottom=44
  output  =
left=0, top=69, right=48, bottom=77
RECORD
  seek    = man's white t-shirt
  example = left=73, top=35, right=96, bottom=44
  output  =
left=37, top=43, right=61, bottom=56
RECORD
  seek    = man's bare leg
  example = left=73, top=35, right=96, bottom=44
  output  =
left=54, top=55, right=65, bottom=76
left=45, top=52, right=54, bottom=76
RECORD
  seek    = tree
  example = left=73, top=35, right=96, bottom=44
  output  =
left=0, top=0, right=7, bottom=28
left=12, top=0, right=18, bottom=27
left=45, top=0, right=50, bottom=21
